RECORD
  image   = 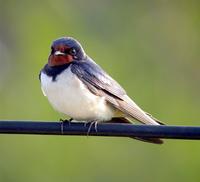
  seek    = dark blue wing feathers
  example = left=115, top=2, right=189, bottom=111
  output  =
left=71, top=58, right=126, bottom=100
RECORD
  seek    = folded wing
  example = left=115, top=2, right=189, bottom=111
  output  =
left=71, top=59, right=163, bottom=125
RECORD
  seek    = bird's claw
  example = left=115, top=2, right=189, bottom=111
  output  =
left=59, top=118, right=73, bottom=134
left=86, top=121, right=98, bottom=136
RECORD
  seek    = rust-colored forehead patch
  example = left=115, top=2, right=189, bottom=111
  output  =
left=53, top=44, right=70, bottom=51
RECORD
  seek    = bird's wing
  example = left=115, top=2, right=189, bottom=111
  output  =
left=71, top=59, right=162, bottom=125
left=71, top=59, right=126, bottom=98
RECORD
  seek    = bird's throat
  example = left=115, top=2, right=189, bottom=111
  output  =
left=48, top=55, right=73, bottom=66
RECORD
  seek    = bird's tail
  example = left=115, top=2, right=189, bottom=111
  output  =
left=109, top=117, right=164, bottom=144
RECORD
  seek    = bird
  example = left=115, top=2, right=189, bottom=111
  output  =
left=39, top=37, right=164, bottom=144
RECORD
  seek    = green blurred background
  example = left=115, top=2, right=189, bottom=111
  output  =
left=0, top=0, right=200, bottom=181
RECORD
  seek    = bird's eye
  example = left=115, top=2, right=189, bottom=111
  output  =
left=69, top=48, right=77, bottom=56
left=51, top=47, right=55, bottom=54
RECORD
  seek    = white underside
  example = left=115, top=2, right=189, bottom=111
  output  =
left=40, top=66, right=115, bottom=121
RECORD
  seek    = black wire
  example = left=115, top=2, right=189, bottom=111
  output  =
left=0, top=120, right=200, bottom=140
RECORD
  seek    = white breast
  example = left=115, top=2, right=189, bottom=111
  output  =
left=40, top=66, right=115, bottom=121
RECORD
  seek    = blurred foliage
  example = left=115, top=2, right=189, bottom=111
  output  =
left=0, top=0, right=200, bottom=182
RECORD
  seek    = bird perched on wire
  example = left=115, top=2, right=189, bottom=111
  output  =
left=39, top=37, right=164, bottom=144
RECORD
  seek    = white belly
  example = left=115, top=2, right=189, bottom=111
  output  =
left=40, top=67, right=115, bottom=121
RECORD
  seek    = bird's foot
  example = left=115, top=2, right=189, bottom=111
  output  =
left=60, top=118, right=73, bottom=122
left=59, top=118, right=73, bottom=134
left=85, top=121, right=98, bottom=136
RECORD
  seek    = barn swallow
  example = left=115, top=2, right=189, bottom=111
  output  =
left=40, top=37, right=164, bottom=144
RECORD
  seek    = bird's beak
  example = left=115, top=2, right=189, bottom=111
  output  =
left=54, top=51, right=65, bottom=56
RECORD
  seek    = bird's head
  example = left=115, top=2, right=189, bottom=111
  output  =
left=48, top=37, right=86, bottom=67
